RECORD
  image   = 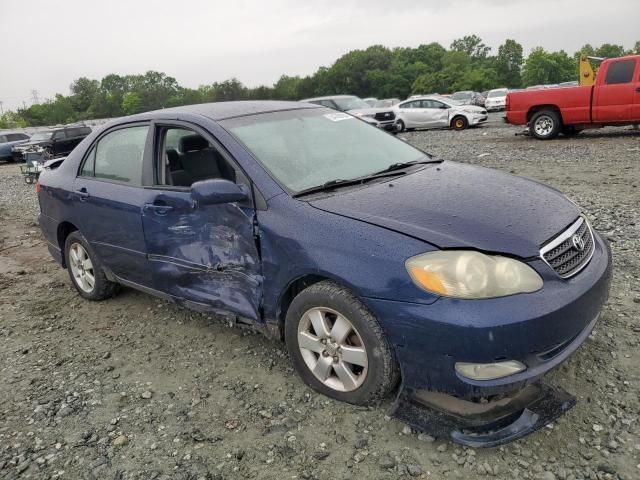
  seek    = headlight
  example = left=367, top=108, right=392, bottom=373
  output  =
left=405, top=251, right=543, bottom=299
left=462, top=109, right=478, bottom=114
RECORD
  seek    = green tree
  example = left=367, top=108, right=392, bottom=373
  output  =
left=451, top=35, right=491, bottom=61
left=495, top=39, right=523, bottom=88
left=522, top=47, right=575, bottom=86
left=595, top=43, right=626, bottom=58
left=272, top=75, right=302, bottom=100
left=70, top=77, right=100, bottom=116
left=122, top=92, right=143, bottom=115
left=633, top=40, right=640, bottom=54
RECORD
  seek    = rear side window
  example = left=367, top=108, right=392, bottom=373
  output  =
left=605, top=60, right=636, bottom=85
left=80, top=147, right=96, bottom=177
left=52, top=130, right=66, bottom=140
left=67, top=127, right=84, bottom=137
left=92, top=126, right=149, bottom=184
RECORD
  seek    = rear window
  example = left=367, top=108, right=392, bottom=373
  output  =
left=605, top=60, right=636, bottom=85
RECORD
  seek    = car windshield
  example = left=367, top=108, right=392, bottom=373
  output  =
left=29, top=131, right=53, bottom=141
left=332, top=97, right=371, bottom=111
left=452, top=92, right=472, bottom=100
left=224, top=109, right=427, bottom=194
left=488, top=90, right=507, bottom=98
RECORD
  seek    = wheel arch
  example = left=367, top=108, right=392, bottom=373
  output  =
left=276, top=273, right=363, bottom=339
left=527, top=104, right=563, bottom=123
left=57, top=221, right=78, bottom=268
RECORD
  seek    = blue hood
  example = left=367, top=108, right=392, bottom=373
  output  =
left=309, top=161, right=580, bottom=258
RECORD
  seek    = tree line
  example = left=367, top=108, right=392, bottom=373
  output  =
left=2, top=36, right=639, bottom=128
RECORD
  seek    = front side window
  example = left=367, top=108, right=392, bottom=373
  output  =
left=158, top=127, right=236, bottom=187
left=92, top=126, right=149, bottom=184
left=605, top=60, right=636, bottom=85
left=400, top=101, right=419, bottom=109
left=224, top=109, right=426, bottom=193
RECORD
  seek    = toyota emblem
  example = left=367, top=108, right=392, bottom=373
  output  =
left=572, top=234, right=585, bottom=251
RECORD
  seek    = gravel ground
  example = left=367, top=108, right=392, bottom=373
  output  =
left=1, top=117, right=639, bottom=480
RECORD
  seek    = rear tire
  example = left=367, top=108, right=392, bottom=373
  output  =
left=284, top=281, right=399, bottom=405
left=530, top=110, right=561, bottom=140
left=451, top=116, right=468, bottom=131
left=64, top=231, right=119, bottom=301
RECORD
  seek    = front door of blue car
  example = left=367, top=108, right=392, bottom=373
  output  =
left=140, top=123, right=263, bottom=320
left=73, top=123, right=153, bottom=286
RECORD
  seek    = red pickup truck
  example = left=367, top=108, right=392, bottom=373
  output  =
left=506, top=55, right=640, bottom=139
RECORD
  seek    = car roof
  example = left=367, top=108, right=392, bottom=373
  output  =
left=300, top=95, right=357, bottom=102
left=130, top=101, right=323, bottom=122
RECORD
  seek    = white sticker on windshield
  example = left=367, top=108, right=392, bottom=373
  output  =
left=323, top=112, right=353, bottom=122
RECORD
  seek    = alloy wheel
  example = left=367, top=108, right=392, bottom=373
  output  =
left=297, top=307, right=368, bottom=392
left=533, top=115, right=555, bottom=137
left=68, top=243, right=95, bottom=293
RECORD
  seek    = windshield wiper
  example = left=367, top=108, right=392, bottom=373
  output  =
left=293, top=158, right=443, bottom=198
left=293, top=178, right=366, bottom=198
left=369, top=158, right=443, bottom=176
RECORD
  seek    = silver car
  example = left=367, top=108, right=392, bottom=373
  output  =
left=300, top=95, right=397, bottom=132
left=394, top=96, right=488, bottom=132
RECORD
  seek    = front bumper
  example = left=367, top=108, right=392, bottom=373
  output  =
left=366, top=231, right=611, bottom=445
left=470, top=115, right=488, bottom=126
left=364, top=231, right=612, bottom=399
left=390, top=382, right=576, bottom=447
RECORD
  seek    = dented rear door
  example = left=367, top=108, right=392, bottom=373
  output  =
left=141, top=188, right=262, bottom=321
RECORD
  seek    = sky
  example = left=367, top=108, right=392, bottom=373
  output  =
left=1, top=0, right=638, bottom=111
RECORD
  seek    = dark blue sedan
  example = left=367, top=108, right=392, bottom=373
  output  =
left=37, top=101, right=611, bottom=446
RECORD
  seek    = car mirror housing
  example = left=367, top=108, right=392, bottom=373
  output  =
left=191, top=179, right=248, bottom=205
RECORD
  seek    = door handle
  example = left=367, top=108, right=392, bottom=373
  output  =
left=75, top=188, right=89, bottom=201
left=144, top=203, right=174, bottom=215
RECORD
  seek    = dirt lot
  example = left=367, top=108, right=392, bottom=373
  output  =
left=1, top=119, right=639, bottom=480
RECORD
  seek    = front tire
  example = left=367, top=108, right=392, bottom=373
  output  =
left=396, top=119, right=405, bottom=132
left=65, top=231, right=118, bottom=301
left=530, top=110, right=561, bottom=140
left=451, top=116, right=468, bottom=131
left=284, top=281, right=399, bottom=405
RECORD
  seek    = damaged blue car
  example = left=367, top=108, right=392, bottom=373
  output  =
left=37, top=101, right=611, bottom=447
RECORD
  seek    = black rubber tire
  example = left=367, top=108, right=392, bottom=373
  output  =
left=451, top=115, right=468, bottom=131
left=284, top=280, right=399, bottom=405
left=396, top=119, right=405, bottom=132
left=562, top=126, right=582, bottom=136
left=530, top=110, right=561, bottom=140
left=64, top=231, right=119, bottom=301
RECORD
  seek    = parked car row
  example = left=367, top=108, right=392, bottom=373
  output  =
left=303, top=94, right=488, bottom=132
left=0, top=125, right=92, bottom=162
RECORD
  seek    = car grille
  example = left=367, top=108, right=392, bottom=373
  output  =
left=540, top=216, right=594, bottom=278
left=374, top=111, right=395, bottom=121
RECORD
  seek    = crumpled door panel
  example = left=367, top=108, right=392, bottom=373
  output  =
left=142, top=192, right=262, bottom=320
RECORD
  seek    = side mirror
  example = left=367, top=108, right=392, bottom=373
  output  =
left=191, top=178, right=248, bottom=205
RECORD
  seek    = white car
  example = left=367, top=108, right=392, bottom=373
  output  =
left=394, top=96, right=488, bottom=132
left=484, top=88, right=509, bottom=111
